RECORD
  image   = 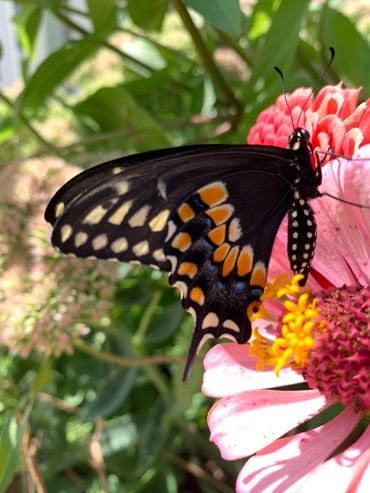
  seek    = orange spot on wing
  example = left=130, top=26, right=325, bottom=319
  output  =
left=237, top=246, right=253, bottom=277
left=206, top=204, right=234, bottom=225
left=222, top=246, right=239, bottom=277
left=213, top=243, right=230, bottom=262
left=178, top=203, right=195, bottom=222
left=172, top=232, right=192, bottom=252
left=198, top=182, right=228, bottom=207
left=250, top=262, right=267, bottom=287
left=178, top=262, right=198, bottom=278
left=190, top=287, right=205, bottom=305
left=208, top=225, right=226, bottom=245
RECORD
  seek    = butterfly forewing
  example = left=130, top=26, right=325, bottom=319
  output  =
left=45, top=141, right=318, bottom=379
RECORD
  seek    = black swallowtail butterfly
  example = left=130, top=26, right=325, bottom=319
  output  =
left=45, top=127, right=322, bottom=380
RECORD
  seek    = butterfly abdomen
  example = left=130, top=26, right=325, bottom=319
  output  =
left=288, top=196, right=317, bottom=284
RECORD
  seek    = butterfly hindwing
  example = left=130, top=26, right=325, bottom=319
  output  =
left=163, top=176, right=293, bottom=379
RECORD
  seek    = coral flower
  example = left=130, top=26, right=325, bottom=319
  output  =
left=203, top=85, right=370, bottom=493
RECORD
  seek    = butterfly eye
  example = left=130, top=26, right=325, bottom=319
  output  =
left=247, top=301, right=261, bottom=321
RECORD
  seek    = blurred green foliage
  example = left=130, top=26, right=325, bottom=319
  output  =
left=0, top=1, right=369, bottom=491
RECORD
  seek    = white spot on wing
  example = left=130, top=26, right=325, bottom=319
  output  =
left=111, top=237, right=128, bottom=253
left=223, top=319, right=240, bottom=332
left=174, top=281, right=188, bottom=299
left=55, top=202, right=64, bottom=218
left=158, top=179, right=167, bottom=199
left=60, top=224, right=73, bottom=243
left=228, top=217, right=242, bottom=242
left=152, top=248, right=166, bottom=262
left=114, top=180, right=129, bottom=194
left=112, top=166, right=124, bottom=174
left=221, top=333, right=237, bottom=343
left=108, top=201, right=132, bottom=225
left=202, top=312, right=219, bottom=329
left=149, top=209, right=170, bottom=232
left=132, top=240, right=150, bottom=257
left=128, top=205, right=150, bottom=227
left=92, top=234, right=108, bottom=250
left=83, top=205, right=108, bottom=225
left=167, top=255, right=178, bottom=272
left=75, top=231, right=88, bottom=248
left=165, top=220, right=177, bottom=242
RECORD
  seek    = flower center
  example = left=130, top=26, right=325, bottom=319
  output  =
left=301, top=285, right=370, bottom=412
left=249, top=276, right=370, bottom=412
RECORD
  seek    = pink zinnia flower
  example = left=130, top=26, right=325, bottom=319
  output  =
left=203, top=85, right=370, bottom=492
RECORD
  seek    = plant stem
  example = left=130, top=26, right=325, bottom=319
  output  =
left=132, top=291, right=162, bottom=345
left=171, top=0, right=241, bottom=113
left=163, top=450, right=234, bottom=493
left=52, top=9, right=155, bottom=73
left=74, top=339, right=182, bottom=367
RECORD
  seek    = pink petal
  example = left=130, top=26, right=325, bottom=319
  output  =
left=202, top=344, right=304, bottom=397
left=297, top=425, right=370, bottom=493
left=353, top=449, right=370, bottom=493
left=236, top=407, right=361, bottom=493
left=208, top=389, right=329, bottom=460
left=314, top=145, right=370, bottom=286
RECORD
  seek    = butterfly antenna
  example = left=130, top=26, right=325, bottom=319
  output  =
left=296, top=47, right=336, bottom=127
left=321, top=191, right=370, bottom=209
left=274, top=66, right=295, bottom=131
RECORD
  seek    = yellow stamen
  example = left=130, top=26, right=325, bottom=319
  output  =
left=248, top=274, right=325, bottom=375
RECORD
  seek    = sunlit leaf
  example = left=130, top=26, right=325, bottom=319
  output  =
left=75, top=86, right=170, bottom=150
left=184, top=0, right=242, bottom=38
left=128, top=0, right=169, bottom=31
left=87, top=0, right=117, bottom=33
left=320, top=6, right=370, bottom=96
left=18, top=36, right=99, bottom=110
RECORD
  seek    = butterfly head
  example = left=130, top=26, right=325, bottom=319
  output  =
left=288, top=128, right=312, bottom=154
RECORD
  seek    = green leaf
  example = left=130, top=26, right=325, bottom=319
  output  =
left=31, top=361, right=52, bottom=396
left=145, top=303, right=183, bottom=345
left=183, top=0, right=242, bottom=38
left=0, top=408, right=31, bottom=492
left=84, top=368, right=138, bottom=420
left=18, top=36, right=99, bottom=110
left=243, top=0, right=310, bottom=100
left=87, top=0, right=117, bottom=33
left=319, top=6, right=370, bottom=96
left=12, top=5, right=42, bottom=59
left=248, top=0, right=276, bottom=41
left=128, top=0, right=169, bottom=31
left=100, top=415, right=138, bottom=455
left=75, top=86, right=170, bottom=150
left=0, top=117, right=15, bottom=145
left=172, top=357, right=203, bottom=419
left=11, top=0, right=61, bottom=7
left=123, top=39, right=167, bottom=71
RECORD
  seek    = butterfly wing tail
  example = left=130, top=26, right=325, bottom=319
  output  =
left=182, top=328, right=205, bottom=382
